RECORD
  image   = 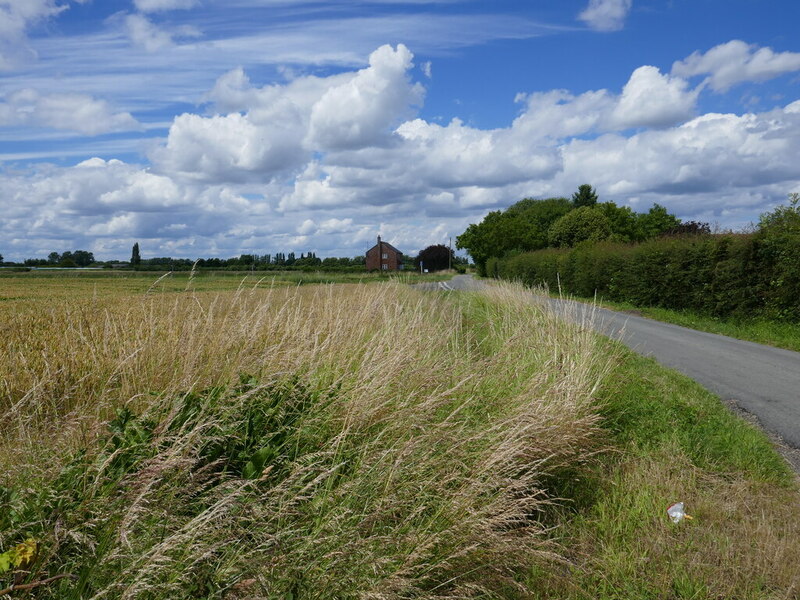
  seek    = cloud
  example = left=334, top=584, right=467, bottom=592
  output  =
left=609, top=66, right=699, bottom=129
left=305, top=44, right=424, bottom=150
left=512, top=89, right=615, bottom=139
left=559, top=105, right=800, bottom=213
left=0, top=0, right=69, bottom=69
left=0, top=89, right=140, bottom=135
left=155, top=44, right=424, bottom=182
left=133, top=0, right=199, bottom=12
left=512, top=66, right=698, bottom=135
left=123, top=13, right=201, bottom=52
left=673, top=40, right=800, bottom=92
left=578, top=0, right=632, bottom=32
left=0, top=158, right=265, bottom=260
left=421, top=61, right=432, bottom=78
left=153, top=112, right=308, bottom=182
left=6, top=92, right=800, bottom=262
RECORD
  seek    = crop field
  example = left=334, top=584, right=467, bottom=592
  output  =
left=1, top=274, right=799, bottom=599
left=0, top=269, right=451, bottom=301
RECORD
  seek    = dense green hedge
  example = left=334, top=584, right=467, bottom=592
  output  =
left=497, top=231, right=800, bottom=321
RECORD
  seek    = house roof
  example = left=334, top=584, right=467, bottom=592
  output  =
left=368, top=241, right=402, bottom=254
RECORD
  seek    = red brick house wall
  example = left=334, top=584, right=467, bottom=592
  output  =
left=366, top=236, right=403, bottom=271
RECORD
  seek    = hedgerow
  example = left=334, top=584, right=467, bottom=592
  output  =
left=497, top=228, right=799, bottom=320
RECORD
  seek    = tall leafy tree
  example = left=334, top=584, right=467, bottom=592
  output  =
left=636, top=204, right=681, bottom=240
left=548, top=206, right=612, bottom=247
left=598, top=202, right=639, bottom=242
left=415, top=244, right=454, bottom=272
left=71, top=250, right=95, bottom=267
left=456, top=197, right=572, bottom=274
left=571, top=184, right=598, bottom=207
left=131, top=243, right=141, bottom=266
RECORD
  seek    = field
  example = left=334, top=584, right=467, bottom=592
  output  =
left=0, top=269, right=452, bottom=299
left=1, top=273, right=799, bottom=599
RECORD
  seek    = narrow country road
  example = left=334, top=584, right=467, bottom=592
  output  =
left=422, top=274, right=800, bottom=450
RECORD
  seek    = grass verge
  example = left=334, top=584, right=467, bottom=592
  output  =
left=530, top=347, right=800, bottom=599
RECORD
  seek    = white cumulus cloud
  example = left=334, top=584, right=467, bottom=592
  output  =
left=153, top=112, right=307, bottom=182
left=672, top=40, right=800, bottom=92
left=155, top=44, right=424, bottom=183
left=0, top=89, right=140, bottom=135
left=306, top=44, right=424, bottom=150
left=578, top=0, right=632, bottom=32
left=609, top=66, right=699, bottom=129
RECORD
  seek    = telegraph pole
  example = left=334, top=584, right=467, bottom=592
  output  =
left=448, top=237, right=452, bottom=271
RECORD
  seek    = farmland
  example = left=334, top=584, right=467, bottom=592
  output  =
left=1, top=273, right=799, bottom=599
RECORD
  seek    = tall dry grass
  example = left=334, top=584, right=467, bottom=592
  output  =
left=1, top=279, right=612, bottom=598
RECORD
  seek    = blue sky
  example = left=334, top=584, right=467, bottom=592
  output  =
left=1, top=0, right=800, bottom=261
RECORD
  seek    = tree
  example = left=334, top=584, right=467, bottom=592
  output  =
left=505, top=197, right=574, bottom=249
left=0, top=253, right=3, bottom=264
left=759, top=192, right=800, bottom=233
left=415, top=244, right=454, bottom=272
left=47, top=252, right=60, bottom=264
left=571, top=184, right=598, bottom=208
left=456, top=197, right=573, bottom=274
left=58, top=256, right=78, bottom=268
left=71, top=250, right=95, bottom=267
left=547, top=206, right=612, bottom=247
left=131, top=243, right=141, bottom=267
left=636, top=203, right=681, bottom=240
left=598, top=202, right=638, bottom=242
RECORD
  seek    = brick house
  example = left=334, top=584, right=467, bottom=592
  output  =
left=365, top=236, right=404, bottom=271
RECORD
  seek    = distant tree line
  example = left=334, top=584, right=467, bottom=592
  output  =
left=4, top=243, right=468, bottom=274
left=490, top=193, right=800, bottom=322
left=128, top=252, right=369, bottom=272
left=4, top=248, right=369, bottom=271
left=456, top=184, right=682, bottom=276
left=22, top=250, right=96, bottom=268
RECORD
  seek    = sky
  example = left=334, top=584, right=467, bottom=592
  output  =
left=1, top=0, right=800, bottom=262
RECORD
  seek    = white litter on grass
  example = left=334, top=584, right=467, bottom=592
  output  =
left=667, top=501, right=694, bottom=523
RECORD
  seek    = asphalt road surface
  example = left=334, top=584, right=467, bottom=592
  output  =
left=423, top=274, right=800, bottom=450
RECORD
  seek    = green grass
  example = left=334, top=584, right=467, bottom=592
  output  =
left=598, top=348, right=792, bottom=482
left=528, top=346, right=799, bottom=599
left=572, top=295, right=800, bottom=352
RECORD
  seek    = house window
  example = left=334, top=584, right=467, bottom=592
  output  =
left=382, top=264, right=389, bottom=270
left=382, top=253, right=388, bottom=259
